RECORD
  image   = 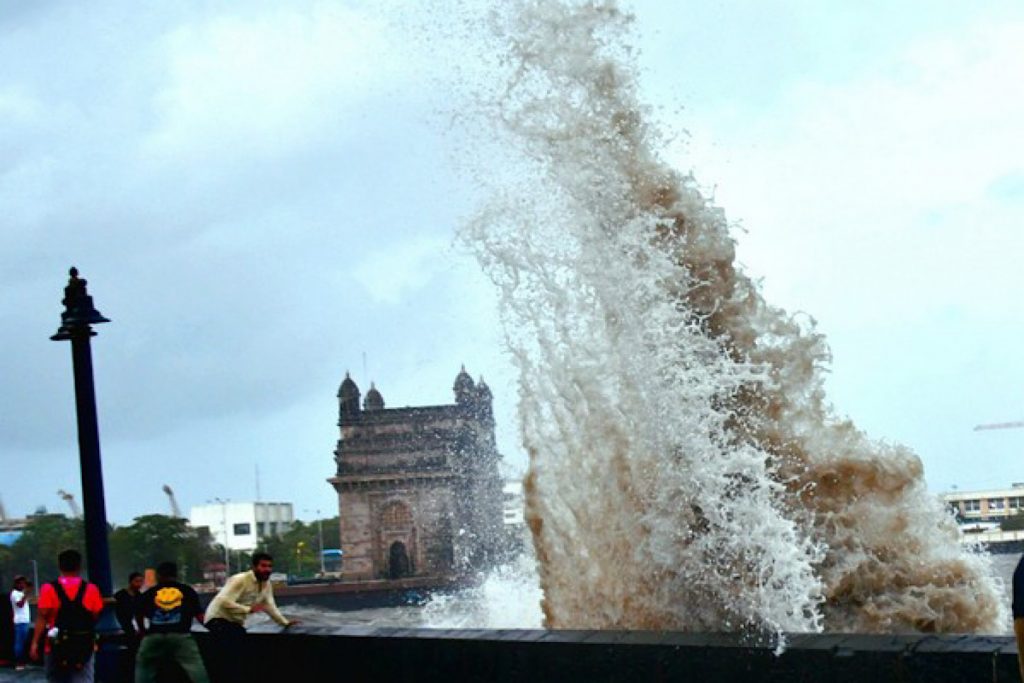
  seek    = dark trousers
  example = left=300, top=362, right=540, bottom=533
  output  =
left=203, top=619, right=246, bottom=683
left=135, top=634, right=209, bottom=683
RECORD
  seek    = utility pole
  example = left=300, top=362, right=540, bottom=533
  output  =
left=317, top=511, right=325, bottom=575
left=213, top=497, right=230, bottom=575
left=304, top=508, right=326, bottom=575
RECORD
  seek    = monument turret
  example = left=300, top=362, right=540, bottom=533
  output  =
left=338, top=372, right=360, bottom=419
left=453, top=365, right=476, bottom=406
left=363, top=382, right=385, bottom=411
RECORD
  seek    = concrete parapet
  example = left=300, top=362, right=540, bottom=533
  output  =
left=180, top=628, right=1021, bottom=682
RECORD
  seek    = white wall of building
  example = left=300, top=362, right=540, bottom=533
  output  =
left=502, top=481, right=524, bottom=527
left=941, top=484, right=1024, bottom=521
left=190, top=501, right=294, bottom=552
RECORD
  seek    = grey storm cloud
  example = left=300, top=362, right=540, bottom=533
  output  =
left=3, top=0, right=1023, bottom=522
left=0, top=1, right=509, bottom=521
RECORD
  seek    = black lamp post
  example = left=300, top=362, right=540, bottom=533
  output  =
left=51, top=267, right=122, bottom=677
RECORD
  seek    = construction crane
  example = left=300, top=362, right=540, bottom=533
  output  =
left=974, top=421, right=1024, bottom=432
left=57, top=489, right=81, bottom=518
left=162, top=484, right=183, bottom=518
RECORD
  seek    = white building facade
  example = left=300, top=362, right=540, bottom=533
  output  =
left=190, top=501, right=294, bottom=552
left=941, top=484, right=1024, bottom=524
left=502, top=480, right=524, bottom=528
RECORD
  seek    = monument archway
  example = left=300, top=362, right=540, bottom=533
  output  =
left=389, top=541, right=411, bottom=579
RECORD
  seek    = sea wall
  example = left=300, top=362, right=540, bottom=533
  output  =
left=185, top=629, right=1022, bottom=682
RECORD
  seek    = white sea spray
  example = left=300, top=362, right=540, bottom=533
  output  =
left=452, top=0, right=1005, bottom=636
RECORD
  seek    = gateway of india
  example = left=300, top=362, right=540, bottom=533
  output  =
left=328, top=367, right=504, bottom=580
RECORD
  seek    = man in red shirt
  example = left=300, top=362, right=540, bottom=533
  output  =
left=30, top=549, right=104, bottom=682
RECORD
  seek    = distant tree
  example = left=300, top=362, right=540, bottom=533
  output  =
left=321, top=517, right=340, bottom=551
left=1002, top=511, right=1024, bottom=531
left=0, top=544, right=14, bottom=586
left=3, top=515, right=84, bottom=586
left=257, top=516, right=340, bottom=577
left=1, top=513, right=226, bottom=588
left=110, top=514, right=219, bottom=584
left=258, top=522, right=307, bottom=576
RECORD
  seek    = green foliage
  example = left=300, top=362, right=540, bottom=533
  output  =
left=109, top=514, right=220, bottom=584
left=0, top=514, right=219, bottom=587
left=0, top=545, right=11, bottom=586
left=1001, top=511, right=1024, bottom=531
left=0, top=515, right=84, bottom=586
left=258, top=517, right=340, bottom=577
left=0, top=513, right=340, bottom=586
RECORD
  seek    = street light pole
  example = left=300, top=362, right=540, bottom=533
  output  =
left=51, top=268, right=114, bottom=595
left=213, top=497, right=230, bottom=575
left=304, top=508, right=326, bottom=576
left=50, top=267, right=121, bottom=677
left=317, top=511, right=325, bottom=575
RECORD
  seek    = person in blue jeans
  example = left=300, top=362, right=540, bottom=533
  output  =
left=10, top=576, right=32, bottom=670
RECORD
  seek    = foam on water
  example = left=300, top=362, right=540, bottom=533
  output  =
left=422, top=555, right=545, bottom=629
left=457, top=0, right=1006, bottom=636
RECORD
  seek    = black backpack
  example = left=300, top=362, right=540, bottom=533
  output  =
left=51, top=580, right=96, bottom=672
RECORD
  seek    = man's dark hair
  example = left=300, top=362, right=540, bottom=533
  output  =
left=128, top=572, right=143, bottom=582
left=251, top=552, right=273, bottom=567
left=58, top=549, right=82, bottom=572
left=156, top=562, right=177, bottom=579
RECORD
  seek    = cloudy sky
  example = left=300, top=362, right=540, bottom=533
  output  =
left=2, top=0, right=1022, bottom=525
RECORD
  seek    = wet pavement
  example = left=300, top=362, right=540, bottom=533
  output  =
left=0, top=667, right=45, bottom=682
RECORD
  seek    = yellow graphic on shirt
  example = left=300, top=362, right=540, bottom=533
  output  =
left=155, top=587, right=183, bottom=611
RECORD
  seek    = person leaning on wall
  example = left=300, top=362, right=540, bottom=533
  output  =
left=204, top=552, right=299, bottom=683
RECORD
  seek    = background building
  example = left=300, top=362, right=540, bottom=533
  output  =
left=190, top=501, right=293, bottom=552
left=502, top=480, right=525, bottom=529
left=0, top=497, right=29, bottom=546
left=502, top=479, right=527, bottom=554
left=329, top=367, right=504, bottom=580
left=0, top=519, right=26, bottom=547
left=942, top=484, right=1024, bottom=525
left=940, top=484, right=1024, bottom=552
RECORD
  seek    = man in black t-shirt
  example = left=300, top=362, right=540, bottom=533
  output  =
left=135, top=562, right=209, bottom=683
left=114, top=572, right=144, bottom=638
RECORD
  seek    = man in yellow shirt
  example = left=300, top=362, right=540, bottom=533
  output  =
left=205, top=552, right=298, bottom=633
left=204, top=553, right=298, bottom=683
